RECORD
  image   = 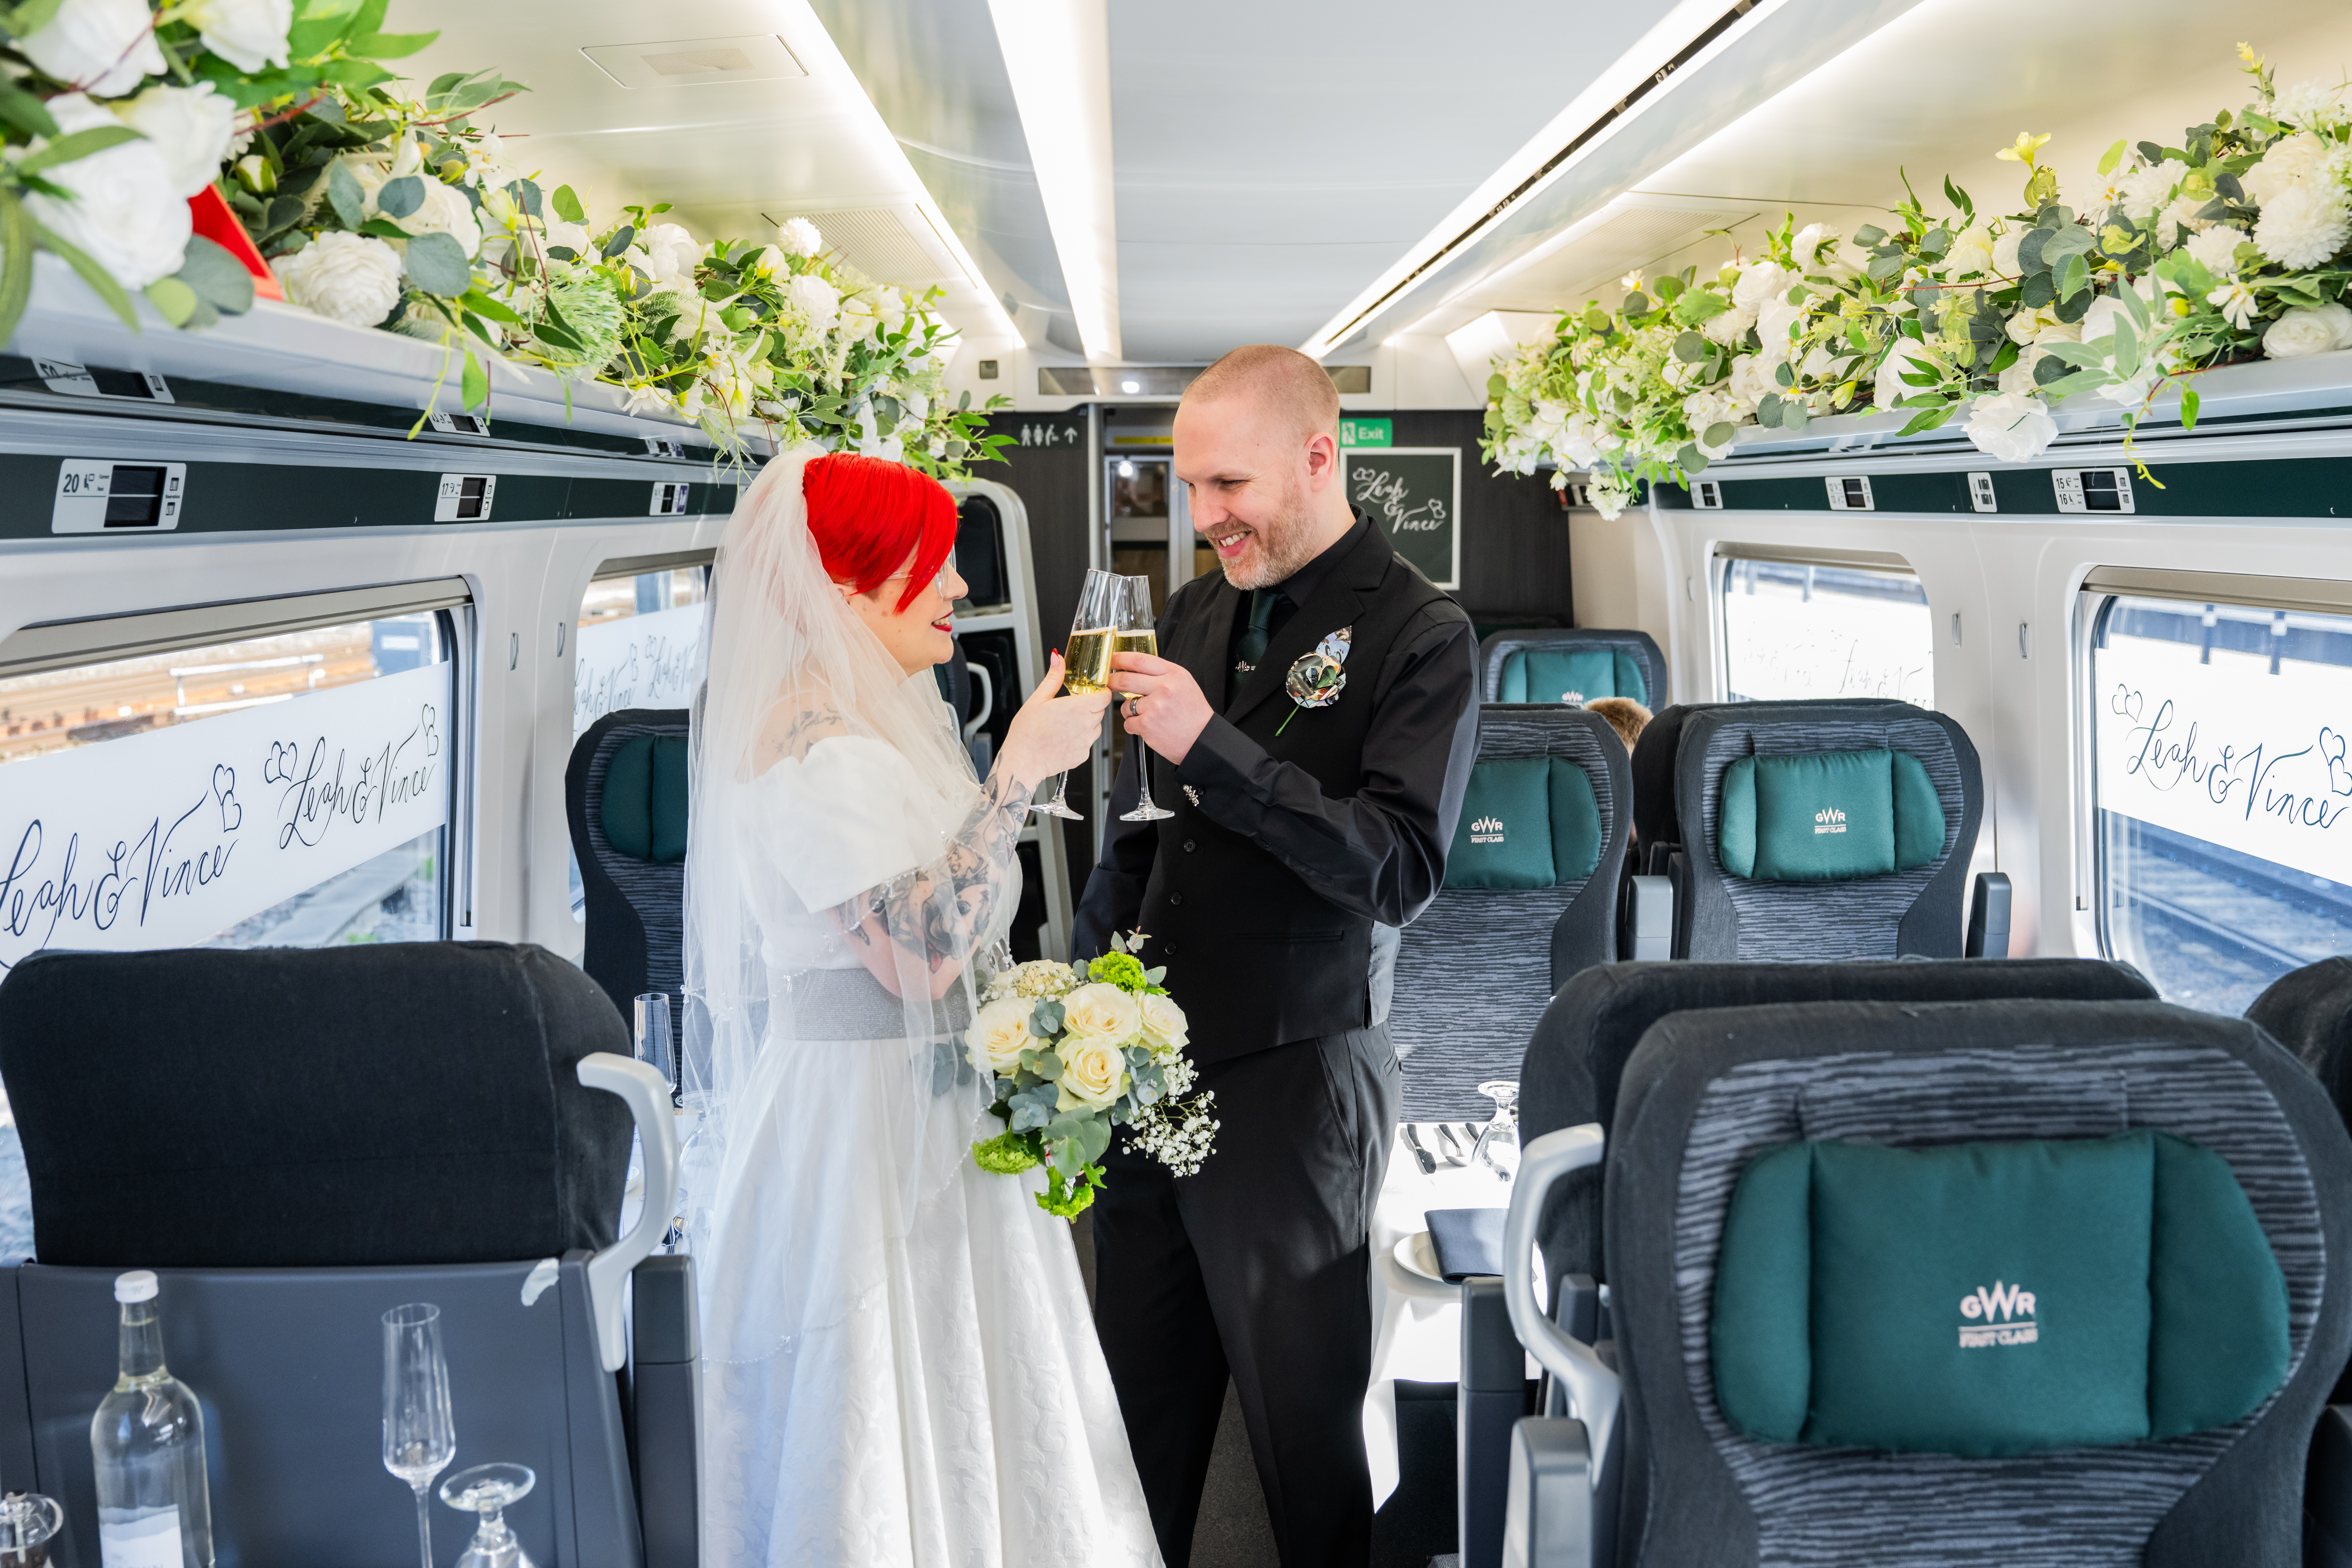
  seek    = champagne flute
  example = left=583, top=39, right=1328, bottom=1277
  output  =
left=1116, top=577, right=1174, bottom=822
left=383, top=1303, right=457, bottom=1568
left=1031, top=568, right=1123, bottom=819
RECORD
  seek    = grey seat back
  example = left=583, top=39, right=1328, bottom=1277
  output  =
left=1605, top=998, right=2352, bottom=1568
left=1518, top=958, right=2159, bottom=1298
left=1391, top=705, right=1630, bottom=1120
left=2248, top=956, right=2352, bottom=1119
left=1479, top=628, right=1667, bottom=708
left=1669, top=699, right=1982, bottom=959
left=567, top=708, right=690, bottom=1059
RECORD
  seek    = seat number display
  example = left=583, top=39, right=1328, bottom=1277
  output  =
left=651, top=481, right=693, bottom=515
left=434, top=473, right=496, bottom=522
left=52, top=459, right=186, bottom=533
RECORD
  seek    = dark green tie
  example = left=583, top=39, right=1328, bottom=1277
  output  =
left=1237, top=588, right=1283, bottom=670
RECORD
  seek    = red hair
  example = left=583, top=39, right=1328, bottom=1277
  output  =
left=803, top=452, right=959, bottom=613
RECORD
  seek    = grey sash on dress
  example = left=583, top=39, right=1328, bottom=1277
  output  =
left=783, top=965, right=974, bottom=1042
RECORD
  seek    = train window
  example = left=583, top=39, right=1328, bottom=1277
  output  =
left=2087, top=578, right=2352, bottom=1015
left=571, top=554, right=711, bottom=917
left=1717, top=549, right=1933, bottom=707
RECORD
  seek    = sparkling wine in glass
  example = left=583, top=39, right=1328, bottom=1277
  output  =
left=1031, top=568, right=1123, bottom=820
left=1116, top=577, right=1174, bottom=822
left=383, top=1303, right=456, bottom=1568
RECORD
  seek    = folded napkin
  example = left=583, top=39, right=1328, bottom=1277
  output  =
left=1424, top=1206, right=1508, bottom=1282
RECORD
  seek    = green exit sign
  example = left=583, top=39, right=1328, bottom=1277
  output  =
left=1339, top=418, right=1391, bottom=449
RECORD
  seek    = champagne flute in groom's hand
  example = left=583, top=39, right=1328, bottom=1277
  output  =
left=1031, top=568, right=1122, bottom=819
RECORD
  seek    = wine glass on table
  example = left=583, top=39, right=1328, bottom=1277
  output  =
left=1471, top=1079, right=1521, bottom=1182
left=1030, top=567, right=1123, bottom=820
left=441, top=1463, right=537, bottom=1568
left=383, top=1303, right=457, bottom=1568
left=1115, top=577, right=1174, bottom=822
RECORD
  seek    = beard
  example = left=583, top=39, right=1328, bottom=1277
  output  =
left=1216, top=478, right=1325, bottom=591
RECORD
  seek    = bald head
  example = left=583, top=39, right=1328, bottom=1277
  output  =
left=1173, top=344, right=1357, bottom=590
left=1180, top=343, right=1340, bottom=445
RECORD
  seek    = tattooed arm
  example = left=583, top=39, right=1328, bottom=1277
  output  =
left=830, top=757, right=1038, bottom=1001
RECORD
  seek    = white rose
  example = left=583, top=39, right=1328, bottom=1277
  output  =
left=2253, top=182, right=2352, bottom=272
left=2244, top=132, right=2331, bottom=205
left=786, top=271, right=840, bottom=331
left=1054, top=1033, right=1128, bottom=1112
left=967, top=995, right=1035, bottom=1077
left=839, top=292, right=880, bottom=342
left=1700, top=303, right=1755, bottom=346
left=636, top=221, right=701, bottom=284
left=1730, top=261, right=1794, bottom=312
left=1872, top=336, right=1937, bottom=412
left=1964, top=391, right=2058, bottom=464
left=2157, top=194, right=2210, bottom=239
left=542, top=218, right=592, bottom=256
left=739, top=244, right=785, bottom=278
left=1137, top=993, right=1189, bottom=1053
left=273, top=230, right=404, bottom=328
left=876, top=285, right=908, bottom=336
left=2115, top=160, right=2188, bottom=222
left=1997, top=344, right=2056, bottom=396
left=399, top=178, right=483, bottom=259
left=1058, top=982, right=1142, bottom=1044
left=1727, top=352, right=1778, bottom=407
left=2262, top=303, right=2352, bottom=360
left=19, top=0, right=166, bottom=96
left=1790, top=223, right=1839, bottom=263
left=181, top=0, right=291, bottom=72
left=21, top=93, right=189, bottom=290
left=1753, top=299, right=1804, bottom=362
left=113, top=82, right=239, bottom=199
left=777, top=216, right=823, bottom=257
left=1991, top=227, right=2024, bottom=278
left=1943, top=225, right=1996, bottom=280
left=2178, top=228, right=2246, bottom=284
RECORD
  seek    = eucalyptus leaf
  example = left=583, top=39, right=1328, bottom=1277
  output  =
left=552, top=184, right=586, bottom=223
left=172, top=236, right=255, bottom=314
left=2214, top=171, right=2244, bottom=203
left=1673, top=330, right=1705, bottom=362
left=1852, top=223, right=1887, bottom=247
left=326, top=160, right=367, bottom=229
left=1676, top=443, right=1708, bottom=475
left=1008, top=1099, right=1051, bottom=1133
left=0, top=77, right=58, bottom=140
left=1781, top=400, right=1809, bottom=431
left=2019, top=270, right=2056, bottom=309
left=375, top=174, right=424, bottom=219
left=1624, top=292, right=1650, bottom=316
left=1756, top=392, right=1784, bottom=428
left=2039, top=367, right=2109, bottom=398
left=2038, top=225, right=2096, bottom=261
left=2034, top=353, right=2072, bottom=387
left=2053, top=252, right=2090, bottom=300
left=601, top=223, right=635, bottom=258
left=1704, top=421, right=1735, bottom=447
left=401, top=229, right=472, bottom=296
left=2016, top=230, right=2051, bottom=274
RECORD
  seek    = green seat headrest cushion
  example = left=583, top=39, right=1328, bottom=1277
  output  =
left=1499, top=646, right=1648, bottom=707
left=1712, top=1129, right=2289, bottom=1457
left=1718, top=747, right=1944, bottom=881
left=600, top=733, right=690, bottom=864
left=1445, top=756, right=1603, bottom=890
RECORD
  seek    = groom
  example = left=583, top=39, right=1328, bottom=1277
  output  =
left=1075, top=344, right=1479, bottom=1565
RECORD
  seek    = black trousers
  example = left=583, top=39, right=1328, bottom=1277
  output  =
left=1092, top=1026, right=1402, bottom=1568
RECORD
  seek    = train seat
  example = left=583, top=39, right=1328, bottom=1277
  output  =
left=1478, top=628, right=1667, bottom=709
left=1389, top=704, right=1631, bottom=1121
left=569, top=707, right=692, bottom=1064
left=1494, top=997, right=2352, bottom=1568
left=0, top=943, right=694, bottom=1568
left=1622, top=699, right=1992, bottom=962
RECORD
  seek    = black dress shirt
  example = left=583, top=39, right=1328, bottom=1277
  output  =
left=1073, top=510, right=1480, bottom=958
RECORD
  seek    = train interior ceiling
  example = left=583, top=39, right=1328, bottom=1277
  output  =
left=12, top=0, right=2352, bottom=1564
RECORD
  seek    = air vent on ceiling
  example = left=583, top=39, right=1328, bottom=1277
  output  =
left=580, top=34, right=805, bottom=89
left=761, top=207, right=954, bottom=289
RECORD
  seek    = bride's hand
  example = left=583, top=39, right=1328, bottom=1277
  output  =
left=997, top=651, right=1112, bottom=790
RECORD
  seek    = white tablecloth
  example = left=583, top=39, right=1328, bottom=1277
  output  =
left=1362, top=1124, right=1531, bottom=1509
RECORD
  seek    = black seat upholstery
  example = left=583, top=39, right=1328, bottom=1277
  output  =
left=1479, top=628, right=1667, bottom=708
left=1596, top=998, right=2352, bottom=1567
left=1629, top=699, right=1983, bottom=959
left=1389, top=705, right=1630, bottom=1119
left=568, top=707, right=690, bottom=1061
left=0, top=943, right=695, bottom=1568
left=1517, top=958, right=2159, bottom=1303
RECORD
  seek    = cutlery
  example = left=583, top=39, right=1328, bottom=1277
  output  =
left=1402, top=1124, right=1437, bottom=1174
left=1434, top=1123, right=1470, bottom=1166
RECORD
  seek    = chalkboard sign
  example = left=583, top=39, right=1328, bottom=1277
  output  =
left=1343, top=447, right=1460, bottom=588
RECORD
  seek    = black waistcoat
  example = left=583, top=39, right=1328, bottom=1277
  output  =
left=1137, top=519, right=1448, bottom=1063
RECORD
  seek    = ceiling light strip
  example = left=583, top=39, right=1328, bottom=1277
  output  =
left=1318, top=0, right=1760, bottom=352
left=987, top=0, right=1122, bottom=362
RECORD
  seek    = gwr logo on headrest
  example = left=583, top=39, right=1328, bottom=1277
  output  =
left=1814, top=806, right=1847, bottom=836
left=1470, top=815, right=1505, bottom=845
left=1957, top=1280, right=2038, bottom=1348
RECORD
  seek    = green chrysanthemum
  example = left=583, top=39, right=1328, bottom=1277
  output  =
left=972, top=1131, right=1041, bottom=1175
left=1089, top=951, right=1147, bottom=992
left=531, top=268, right=625, bottom=369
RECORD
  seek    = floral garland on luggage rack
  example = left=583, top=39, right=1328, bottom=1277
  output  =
left=1481, top=43, right=2352, bottom=516
left=0, top=0, right=1012, bottom=475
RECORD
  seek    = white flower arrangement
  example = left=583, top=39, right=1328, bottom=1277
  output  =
left=1483, top=42, right=2352, bottom=499
left=968, top=932, right=1218, bottom=1215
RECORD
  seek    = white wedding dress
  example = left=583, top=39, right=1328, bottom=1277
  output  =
left=679, top=452, right=1160, bottom=1568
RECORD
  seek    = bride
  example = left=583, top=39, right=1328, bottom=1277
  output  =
left=680, top=450, right=1161, bottom=1567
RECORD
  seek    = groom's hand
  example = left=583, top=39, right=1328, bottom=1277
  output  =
left=1110, top=653, right=1213, bottom=766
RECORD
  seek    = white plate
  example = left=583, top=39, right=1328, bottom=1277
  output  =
left=1393, top=1230, right=1447, bottom=1285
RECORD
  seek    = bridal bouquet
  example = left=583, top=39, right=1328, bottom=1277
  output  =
left=967, top=932, right=1217, bottom=1218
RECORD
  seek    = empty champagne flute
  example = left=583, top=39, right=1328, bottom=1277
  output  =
left=441, top=1463, right=536, bottom=1568
left=633, top=992, right=675, bottom=1101
left=1116, top=576, right=1174, bottom=822
left=383, top=1303, right=456, bottom=1568
left=1030, top=567, right=1123, bottom=820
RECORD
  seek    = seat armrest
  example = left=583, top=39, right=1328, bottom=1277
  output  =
left=1966, top=871, right=2012, bottom=958
left=629, top=1254, right=700, bottom=1568
left=1622, top=877, right=1673, bottom=962
left=1461, top=1276, right=1524, bottom=1568
left=2309, top=1404, right=2352, bottom=1567
left=579, top=1053, right=679, bottom=1373
left=1504, top=1128, right=1620, bottom=1479
left=1556, top=1274, right=1600, bottom=1345
left=1504, top=1417, right=1594, bottom=1568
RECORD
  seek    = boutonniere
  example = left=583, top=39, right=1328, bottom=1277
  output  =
left=1277, top=627, right=1351, bottom=735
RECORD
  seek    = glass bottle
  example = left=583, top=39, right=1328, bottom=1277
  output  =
left=90, top=1271, right=212, bottom=1568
